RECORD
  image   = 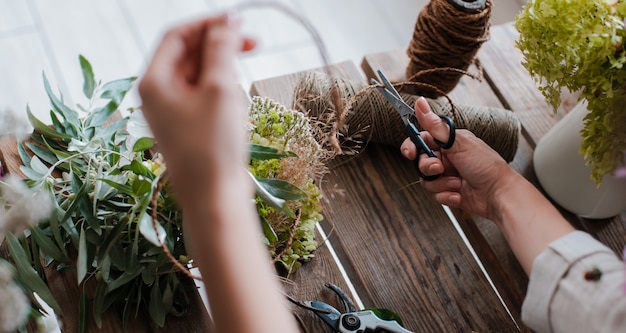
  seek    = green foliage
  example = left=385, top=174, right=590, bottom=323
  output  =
left=6, top=56, right=328, bottom=329
left=13, top=55, right=188, bottom=330
left=248, top=97, right=326, bottom=273
left=515, top=0, right=626, bottom=184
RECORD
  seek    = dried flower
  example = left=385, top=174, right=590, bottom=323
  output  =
left=0, top=175, right=53, bottom=239
left=0, top=260, right=30, bottom=333
left=0, top=108, right=31, bottom=141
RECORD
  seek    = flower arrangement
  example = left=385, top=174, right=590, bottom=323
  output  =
left=515, top=0, right=626, bottom=184
left=0, top=56, right=326, bottom=330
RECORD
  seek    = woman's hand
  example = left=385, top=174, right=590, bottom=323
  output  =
left=138, top=13, right=255, bottom=208
left=400, top=97, right=520, bottom=220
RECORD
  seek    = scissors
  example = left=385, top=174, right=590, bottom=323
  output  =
left=293, top=283, right=414, bottom=333
left=371, top=70, right=455, bottom=180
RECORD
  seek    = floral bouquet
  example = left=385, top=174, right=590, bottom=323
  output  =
left=0, top=56, right=327, bottom=330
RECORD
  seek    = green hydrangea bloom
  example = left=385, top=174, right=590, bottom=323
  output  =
left=515, top=0, right=626, bottom=184
left=248, top=96, right=326, bottom=273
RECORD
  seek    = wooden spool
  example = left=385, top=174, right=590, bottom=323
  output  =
left=447, top=0, right=487, bottom=12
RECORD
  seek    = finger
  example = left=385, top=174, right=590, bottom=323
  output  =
left=418, top=154, right=444, bottom=176
left=400, top=137, right=417, bottom=160
left=421, top=176, right=462, bottom=194
left=242, top=37, right=257, bottom=52
left=414, top=97, right=452, bottom=146
left=199, top=12, right=241, bottom=87
left=433, top=192, right=462, bottom=207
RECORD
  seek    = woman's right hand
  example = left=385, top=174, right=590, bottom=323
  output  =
left=400, top=97, right=522, bottom=220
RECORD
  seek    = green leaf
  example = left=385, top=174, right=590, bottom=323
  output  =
left=99, top=178, right=134, bottom=197
left=26, top=142, right=59, bottom=165
left=79, top=292, right=87, bottom=333
left=19, top=166, right=43, bottom=180
left=27, top=106, right=73, bottom=140
left=30, top=225, right=70, bottom=263
left=138, top=212, right=167, bottom=248
left=250, top=143, right=297, bottom=160
left=42, top=73, right=81, bottom=135
left=77, top=228, right=88, bottom=284
left=131, top=176, right=152, bottom=197
left=256, top=177, right=307, bottom=201
left=149, top=280, right=166, bottom=327
left=92, top=281, right=107, bottom=328
left=17, top=140, right=32, bottom=166
left=107, top=269, right=143, bottom=292
left=30, top=155, right=49, bottom=175
left=79, top=55, right=96, bottom=99
left=260, top=216, right=278, bottom=243
left=6, top=233, right=62, bottom=314
left=132, top=137, right=155, bottom=152
left=100, top=77, right=136, bottom=105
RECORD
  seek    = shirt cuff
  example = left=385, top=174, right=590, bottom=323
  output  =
left=520, top=231, right=616, bottom=333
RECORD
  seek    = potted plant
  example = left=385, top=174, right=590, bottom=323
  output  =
left=515, top=0, right=626, bottom=218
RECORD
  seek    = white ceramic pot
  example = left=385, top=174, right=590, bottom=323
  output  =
left=533, top=100, right=626, bottom=219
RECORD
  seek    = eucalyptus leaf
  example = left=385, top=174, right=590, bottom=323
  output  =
left=139, top=212, right=167, bottom=248
left=79, top=54, right=96, bottom=99
left=30, top=225, right=70, bottom=263
left=100, top=77, right=136, bottom=105
left=5, top=233, right=62, bottom=314
left=77, top=228, right=88, bottom=284
left=149, top=280, right=166, bottom=327
left=17, top=140, right=31, bottom=166
left=42, top=73, right=80, bottom=135
left=79, top=292, right=87, bottom=333
left=30, top=155, right=49, bottom=175
left=26, top=141, right=59, bottom=165
left=27, top=106, right=73, bottom=140
left=92, top=281, right=107, bottom=328
left=19, top=166, right=43, bottom=180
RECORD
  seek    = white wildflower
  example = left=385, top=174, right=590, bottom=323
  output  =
left=0, top=175, right=53, bottom=238
left=0, top=108, right=32, bottom=140
left=0, top=261, right=30, bottom=333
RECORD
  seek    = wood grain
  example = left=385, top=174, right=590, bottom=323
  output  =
left=250, top=61, right=521, bottom=332
left=480, top=24, right=626, bottom=255
left=360, top=42, right=532, bottom=331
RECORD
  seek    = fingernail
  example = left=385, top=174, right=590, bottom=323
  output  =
left=417, top=97, right=429, bottom=114
left=429, top=163, right=440, bottom=174
left=225, top=10, right=240, bottom=27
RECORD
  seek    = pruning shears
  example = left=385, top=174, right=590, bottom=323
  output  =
left=290, top=283, right=413, bottom=333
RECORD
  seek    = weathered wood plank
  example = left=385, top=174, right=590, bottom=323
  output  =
left=361, top=46, right=532, bottom=331
left=250, top=62, right=363, bottom=333
left=250, top=61, right=521, bottom=332
left=480, top=23, right=626, bottom=255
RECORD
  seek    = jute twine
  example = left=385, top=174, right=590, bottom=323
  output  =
left=405, top=0, right=492, bottom=98
left=292, top=70, right=520, bottom=162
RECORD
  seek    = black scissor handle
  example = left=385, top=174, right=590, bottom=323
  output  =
left=406, top=115, right=456, bottom=181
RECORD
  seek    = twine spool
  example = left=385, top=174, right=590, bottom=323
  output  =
left=292, top=70, right=519, bottom=162
left=405, top=0, right=492, bottom=97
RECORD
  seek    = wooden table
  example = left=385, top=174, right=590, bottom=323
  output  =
left=249, top=22, right=626, bottom=333
left=1, top=22, right=624, bottom=333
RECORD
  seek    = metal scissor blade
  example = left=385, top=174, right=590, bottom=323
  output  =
left=305, top=300, right=342, bottom=330
left=371, top=77, right=415, bottom=121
